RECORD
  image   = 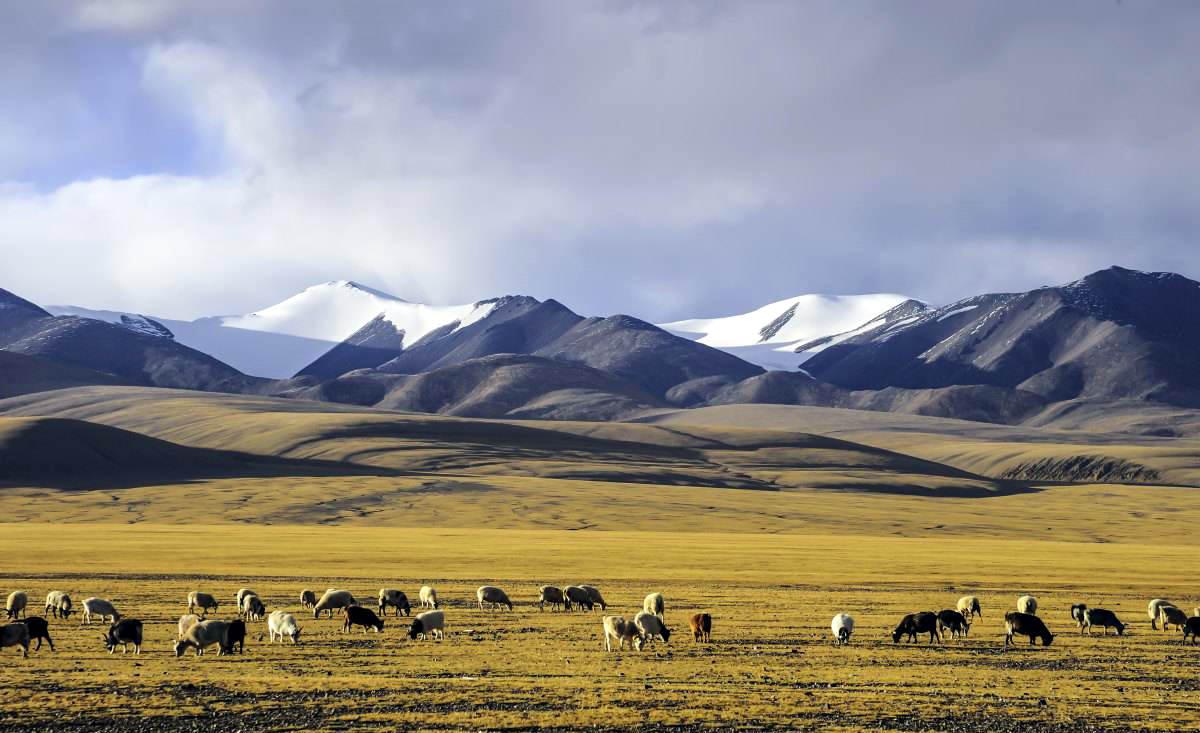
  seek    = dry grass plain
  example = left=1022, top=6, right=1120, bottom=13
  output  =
left=1, top=526, right=1199, bottom=732
left=3, top=389, right=1200, bottom=730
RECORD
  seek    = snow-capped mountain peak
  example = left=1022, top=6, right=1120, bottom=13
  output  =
left=659, top=293, right=917, bottom=370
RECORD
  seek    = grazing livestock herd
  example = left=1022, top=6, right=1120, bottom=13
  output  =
left=2, top=585, right=1199, bottom=659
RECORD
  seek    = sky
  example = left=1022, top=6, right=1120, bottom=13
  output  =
left=1, top=1, right=1198, bottom=321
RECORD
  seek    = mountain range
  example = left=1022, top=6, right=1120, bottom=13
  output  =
left=8, top=266, right=1198, bottom=430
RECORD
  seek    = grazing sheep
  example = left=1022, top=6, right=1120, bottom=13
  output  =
left=174, top=619, right=230, bottom=657
left=81, top=597, right=120, bottom=625
left=476, top=586, right=513, bottom=612
left=300, top=589, right=318, bottom=609
left=5, top=591, right=27, bottom=620
left=236, top=588, right=256, bottom=608
left=187, top=591, right=219, bottom=616
left=1182, top=616, right=1200, bottom=645
left=408, top=610, right=445, bottom=641
left=539, top=586, right=565, bottom=612
left=1148, top=599, right=1173, bottom=630
left=1158, top=604, right=1188, bottom=633
left=892, top=612, right=940, bottom=644
left=240, top=593, right=267, bottom=621
left=580, top=585, right=607, bottom=611
left=1017, top=595, right=1038, bottom=616
left=419, top=586, right=439, bottom=610
left=44, top=591, right=72, bottom=619
left=1004, top=611, right=1053, bottom=647
left=831, top=613, right=855, bottom=646
left=643, top=593, right=665, bottom=620
left=268, top=611, right=302, bottom=643
left=1071, top=603, right=1088, bottom=631
left=937, top=609, right=971, bottom=639
left=103, top=619, right=143, bottom=654
left=602, top=615, right=643, bottom=651
left=178, top=614, right=202, bottom=640
left=344, top=606, right=385, bottom=633
left=1083, top=608, right=1125, bottom=636
left=690, top=613, right=712, bottom=643
left=378, top=589, right=411, bottom=617
left=634, top=611, right=670, bottom=648
left=313, top=590, right=356, bottom=619
left=563, top=586, right=593, bottom=611
left=957, top=595, right=982, bottom=620
left=224, top=619, right=246, bottom=653
left=21, top=617, right=53, bottom=652
left=1, top=623, right=30, bottom=657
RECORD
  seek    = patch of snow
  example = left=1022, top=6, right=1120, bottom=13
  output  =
left=936, top=304, right=979, bottom=322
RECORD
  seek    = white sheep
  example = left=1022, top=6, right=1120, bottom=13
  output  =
left=831, top=613, right=855, bottom=645
left=602, top=615, right=643, bottom=652
left=1148, top=599, right=1173, bottom=630
left=44, top=591, right=73, bottom=619
left=174, top=619, right=231, bottom=656
left=476, top=586, right=513, bottom=611
left=187, top=591, right=219, bottom=616
left=957, top=595, right=982, bottom=619
left=5, top=591, right=27, bottom=620
left=313, top=589, right=356, bottom=619
left=643, top=592, right=665, bottom=620
left=407, top=610, right=445, bottom=641
left=633, top=610, right=670, bottom=648
left=268, top=611, right=302, bottom=643
left=0, top=623, right=30, bottom=657
left=178, top=614, right=202, bottom=640
left=81, top=597, right=120, bottom=625
left=1017, top=595, right=1038, bottom=615
left=419, top=586, right=439, bottom=609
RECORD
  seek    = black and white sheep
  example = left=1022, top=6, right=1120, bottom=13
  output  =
left=580, top=585, right=607, bottom=611
left=602, top=615, right=643, bottom=651
left=81, top=597, right=120, bottom=625
left=563, top=586, right=593, bottom=611
left=476, top=586, right=513, bottom=611
left=539, top=586, right=565, bottom=611
left=1158, top=604, right=1188, bottom=633
left=21, top=617, right=53, bottom=652
left=957, top=595, right=982, bottom=619
left=268, top=611, right=301, bottom=643
left=240, top=593, right=267, bottom=621
left=1071, top=603, right=1088, bottom=631
left=1083, top=608, right=1125, bottom=636
left=1004, top=611, right=1053, bottom=647
left=5, top=591, right=27, bottom=620
left=344, top=605, right=385, bottom=634
left=104, top=619, right=143, bottom=654
left=378, top=589, right=411, bottom=617
left=300, top=589, right=318, bottom=609
left=831, top=613, right=854, bottom=646
left=892, top=612, right=940, bottom=644
left=1017, top=595, right=1038, bottom=615
left=44, top=591, right=72, bottom=619
left=408, top=610, right=445, bottom=641
left=1182, top=616, right=1200, bottom=645
left=187, top=591, right=219, bottom=616
left=235, top=588, right=256, bottom=608
left=1148, top=599, right=1172, bottom=630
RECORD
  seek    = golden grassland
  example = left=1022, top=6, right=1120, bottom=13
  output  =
left=1, top=525, right=1198, bottom=732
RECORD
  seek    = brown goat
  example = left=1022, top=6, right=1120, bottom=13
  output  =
left=689, top=613, right=712, bottom=643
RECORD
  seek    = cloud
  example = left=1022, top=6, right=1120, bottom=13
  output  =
left=0, top=1, right=1198, bottom=320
